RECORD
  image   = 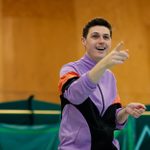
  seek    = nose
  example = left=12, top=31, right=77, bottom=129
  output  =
left=98, top=36, right=105, bottom=43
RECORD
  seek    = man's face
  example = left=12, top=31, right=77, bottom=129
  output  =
left=82, top=26, right=112, bottom=62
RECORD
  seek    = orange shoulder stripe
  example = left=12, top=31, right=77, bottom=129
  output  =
left=113, top=94, right=121, bottom=104
left=58, top=71, right=80, bottom=94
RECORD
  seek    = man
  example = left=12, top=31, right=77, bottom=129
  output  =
left=58, top=18, right=146, bottom=150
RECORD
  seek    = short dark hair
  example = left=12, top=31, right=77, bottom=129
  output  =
left=82, top=18, right=112, bottom=38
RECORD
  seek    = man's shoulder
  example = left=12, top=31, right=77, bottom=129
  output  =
left=104, top=69, right=116, bottom=79
left=61, top=59, right=81, bottom=69
left=60, top=59, right=81, bottom=75
left=106, top=69, right=113, bottom=74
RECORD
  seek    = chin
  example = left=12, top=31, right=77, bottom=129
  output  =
left=98, top=54, right=106, bottom=59
left=95, top=57, right=104, bottom=62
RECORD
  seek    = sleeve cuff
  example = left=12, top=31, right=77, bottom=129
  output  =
left=115, top=108, right=128, bottom=130
left=84, top=73, right=97, bottom=89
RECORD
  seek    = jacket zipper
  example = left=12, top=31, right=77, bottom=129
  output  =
left=97, top=84, right=105, bottom=116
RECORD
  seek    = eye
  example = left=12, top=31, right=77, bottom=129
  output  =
left=103, top=35, right=110, bottom=40
left=91, top=34, right=99, bottom=39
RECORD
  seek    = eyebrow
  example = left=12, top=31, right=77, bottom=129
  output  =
left=91, top=32, right=99, bottom=35
left=91, top=32, right=110, bottom=36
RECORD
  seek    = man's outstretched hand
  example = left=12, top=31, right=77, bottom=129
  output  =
left=125, top=103, right=146, bottom=118
left=117, top=102, right=146, bottom=124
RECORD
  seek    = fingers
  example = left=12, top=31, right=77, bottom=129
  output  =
left=135, top=104, right=146, bottom=110
left=112, top=41, right=129, bottom=61
left=126, top=103, right=146, bottom=118
left=105, top=41, right=129, bottom=67
left=131, top=108, right=146, bottom=118
left=115, top=51, right=129, bottom=59
left=114, top=41, right=124, bottom=52
left=134, top=104, right=146, bottom=118
left=111, top=50, right=129, bottom=64
left=117, top=50, right=129, bottom=57
left=112, top=56, right=126, bottom=64
left=128, top=103, right=146, bottom=110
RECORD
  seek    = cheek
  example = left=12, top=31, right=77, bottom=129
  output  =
left=107, top=41, right=111, bottom=48
left=85, top=42, right=93, bottom=49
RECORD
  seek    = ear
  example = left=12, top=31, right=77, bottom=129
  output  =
left=81, top=37, right=86, bottom=47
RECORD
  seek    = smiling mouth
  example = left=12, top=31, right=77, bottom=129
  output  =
left=96, top=47, right=106, bottom=51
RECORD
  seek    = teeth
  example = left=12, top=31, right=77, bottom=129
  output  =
left=96, top=47, right=105, bottom=50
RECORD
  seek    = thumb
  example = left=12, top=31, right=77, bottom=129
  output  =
left=114, top=41, right=124, bottom=52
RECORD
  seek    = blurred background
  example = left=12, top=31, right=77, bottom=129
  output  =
left=0, top=0, right=149, bottom=150
left=0, top=0, right=150, bottom=105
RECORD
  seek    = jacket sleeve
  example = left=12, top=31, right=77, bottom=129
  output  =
left=115, top=108, right=127, bottom=130
left=58, top=65, right=97, bottom=105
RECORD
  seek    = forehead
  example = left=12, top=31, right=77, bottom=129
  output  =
left=88, top=26, right=110, bottom=35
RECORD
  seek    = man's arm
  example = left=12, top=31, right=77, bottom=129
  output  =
left=88, top=42, right=129, bottom=84
left=116, top=103, right=146, bottom=124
